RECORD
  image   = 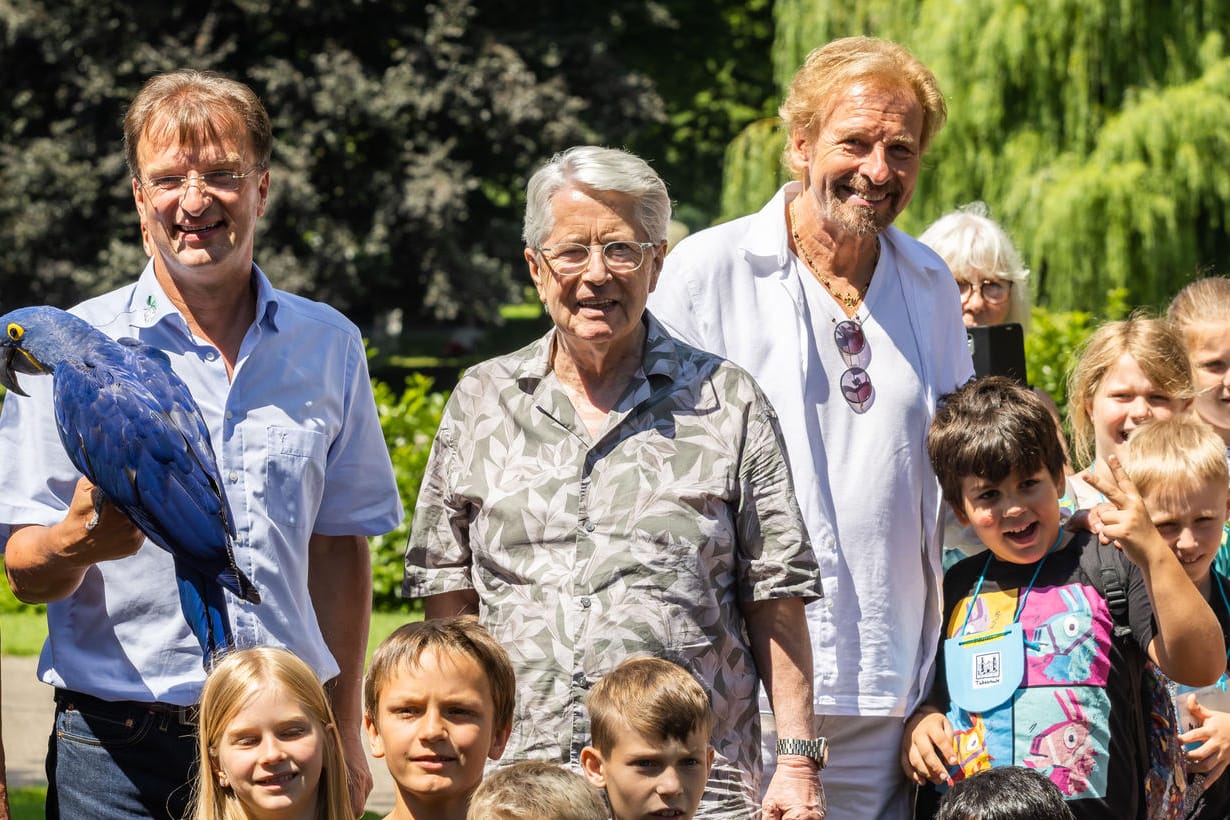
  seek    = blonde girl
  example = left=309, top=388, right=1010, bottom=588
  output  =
left=1067, top=313, right=1193, bottom=506
left=191, top=647, right=351, bottom=820
left=1168, top=276, right=1230, bottom=448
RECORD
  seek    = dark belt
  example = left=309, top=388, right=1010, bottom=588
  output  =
left=54, top=687, right=200, bottom=727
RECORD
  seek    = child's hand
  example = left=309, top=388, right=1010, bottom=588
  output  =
left=1180, top=696, right=1230, bottom=786
left=1081, top=455, right=1166, bottom=565
left=900, top=708, right=956, bottom=786
left=1066, top=503, right=1116, bottom=544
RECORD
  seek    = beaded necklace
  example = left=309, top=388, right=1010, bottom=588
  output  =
left=789, top=198, right=879, bottom=312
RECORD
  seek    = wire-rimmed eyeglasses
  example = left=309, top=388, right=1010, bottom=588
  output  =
left=957, top=278, right=1012, bottom=306
left=536, top=241, right=657, bottom=277
left=139, top=167, right=266, bottom=198
left=835, top=319, right=874, bottom=413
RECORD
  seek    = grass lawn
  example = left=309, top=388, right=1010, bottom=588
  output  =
left=9, top=786, right=46, bottom=820
left=0, top=610, right=47, bottom=656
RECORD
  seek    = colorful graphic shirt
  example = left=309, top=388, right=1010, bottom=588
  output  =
left=924, top=532, right=1156, bottom=819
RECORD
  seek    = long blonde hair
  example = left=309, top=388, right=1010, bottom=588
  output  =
left=1066, top=314, right=1193, bottom=467
left=190, top=647, right=351, bottom=820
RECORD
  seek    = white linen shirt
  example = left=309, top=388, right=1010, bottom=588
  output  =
left=0, top=261, right=403, bottom=704
left=648, top=183, right=973, bottom=716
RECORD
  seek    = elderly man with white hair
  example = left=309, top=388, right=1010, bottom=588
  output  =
left=406, top=145, right=826, bottom=820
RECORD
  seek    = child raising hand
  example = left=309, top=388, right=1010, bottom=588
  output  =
left=906, top=377, right=1220, bottom=819
left=1113, top=416, right=1230, bottom=817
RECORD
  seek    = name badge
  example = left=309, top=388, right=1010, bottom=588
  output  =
left=945, top=622, right=1026, bottom=713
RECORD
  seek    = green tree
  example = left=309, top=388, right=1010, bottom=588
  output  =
left=722, top=0, right=1230, bottom=311
left=618, top=0, right=778, bottom=230
left=0, top=0, right=776, bottom=324
left=369, top=373, right=447, bottom=608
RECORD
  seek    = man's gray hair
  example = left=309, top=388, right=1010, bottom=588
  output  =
left=522, top=146, right=671, bottom=249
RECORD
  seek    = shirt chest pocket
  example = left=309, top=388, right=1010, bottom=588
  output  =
left=265, top=427, right=328, bottom=529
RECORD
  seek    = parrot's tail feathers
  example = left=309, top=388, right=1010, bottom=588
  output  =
left=219, top=567, right=262, bottom=605
left=175, top=570, right=235, bottom=668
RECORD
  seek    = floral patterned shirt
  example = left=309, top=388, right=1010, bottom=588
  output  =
left=404, top=314, right=821, bottom=817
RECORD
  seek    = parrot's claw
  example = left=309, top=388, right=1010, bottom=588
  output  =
left=85, top=486, right=104, bottom=531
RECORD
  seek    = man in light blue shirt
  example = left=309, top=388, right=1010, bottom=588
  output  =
left=0, top=70, right=402, bottom=819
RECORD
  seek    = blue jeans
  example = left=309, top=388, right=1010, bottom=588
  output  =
left=45, top=689, right=198, bottom=820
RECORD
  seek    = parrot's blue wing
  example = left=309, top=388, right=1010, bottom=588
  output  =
left=51, top=345, right=260, bottom=605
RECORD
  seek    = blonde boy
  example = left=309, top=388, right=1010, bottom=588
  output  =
left=1123, top=415, right=1230, bottom=818
left=581, top=657, right=715, bottom=820
left=466, top=759, right=608, bottom=820
left=364, top=617, right=515, bottom=820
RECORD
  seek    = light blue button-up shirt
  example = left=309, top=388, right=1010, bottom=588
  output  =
left=0, top=262, right=403, bottom=704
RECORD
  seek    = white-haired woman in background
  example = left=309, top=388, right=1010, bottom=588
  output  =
left=919, top=201, right=1031, bottom=330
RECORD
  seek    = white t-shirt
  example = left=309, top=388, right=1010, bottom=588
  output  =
left=794, top=245, right=932, bottom=713
left=649, top=183, right=974, bottom=716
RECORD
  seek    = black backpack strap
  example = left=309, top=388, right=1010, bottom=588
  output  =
left=1080, top=538, right=1153, bottom=786
left=1081, top=539, right=1133, bottom=639
left=1101, top=558, right=1132, bottom=638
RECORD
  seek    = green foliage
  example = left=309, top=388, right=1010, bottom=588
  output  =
left=620, top=0, right=778, bottom=230
left=720, top=118, right=792, bottom=223
left=725, top=0, right=1230, bottom=312
left=771, top=0, right=920, bottom=94
left=369, top=374, right=448, bottom=609
left=0, top=0, right=777, bottom=323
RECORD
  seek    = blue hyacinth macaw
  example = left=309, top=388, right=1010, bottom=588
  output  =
left=0, top=306, right=260, bottom=664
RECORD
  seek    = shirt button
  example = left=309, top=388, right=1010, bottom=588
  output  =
left=584, top=522, right=596, bottom=532
left=225, top=410, right=234, bottom=420
left=580, top=597, right=591, bottom=608
left=228, top=471, right=239, bottom=483
left=205, top=351, right=218, bottom=361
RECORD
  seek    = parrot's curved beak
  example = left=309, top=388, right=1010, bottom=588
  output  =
left=0, top=344, right=41, bottom=397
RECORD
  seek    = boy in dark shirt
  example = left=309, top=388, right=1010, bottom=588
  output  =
left=904, top=377, right=1221, bottom=818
